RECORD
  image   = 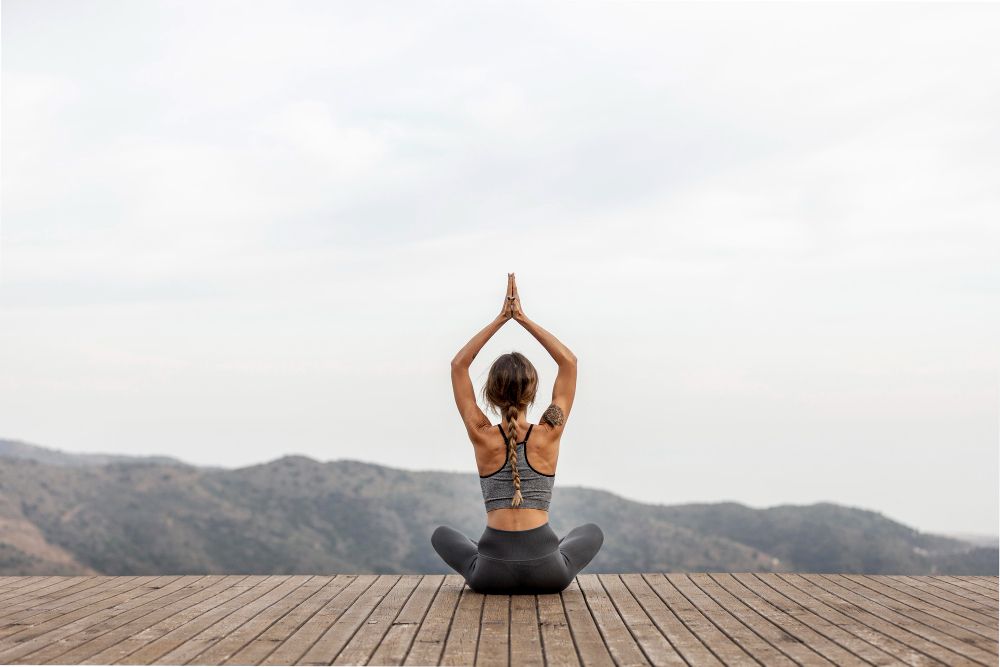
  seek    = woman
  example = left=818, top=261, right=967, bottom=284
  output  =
left=431, top=273, right=604, bottom=594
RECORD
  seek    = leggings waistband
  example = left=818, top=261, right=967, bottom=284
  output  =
left=477, top=522, right=560, bottom=560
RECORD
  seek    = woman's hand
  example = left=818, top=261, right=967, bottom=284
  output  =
left=505, top=272, right=526, bottom=322
left=499, top=273, right=514, bottom=321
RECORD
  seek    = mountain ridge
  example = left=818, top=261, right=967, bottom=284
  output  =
left=0, top=437, right=995, bottom=576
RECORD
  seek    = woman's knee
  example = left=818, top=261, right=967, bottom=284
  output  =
left=585, top=523, right=604, bottom=545
left=566, top=522, right=604, bottom=544
left=431, top=525, right=456, bottom=553
left=560, top=523, right=604, bottom=571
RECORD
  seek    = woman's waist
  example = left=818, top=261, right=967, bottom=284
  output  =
left=477, top=520, right=560, bottom=560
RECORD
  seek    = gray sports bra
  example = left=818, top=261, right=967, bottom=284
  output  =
left=479, top=424, right=555, bottom=512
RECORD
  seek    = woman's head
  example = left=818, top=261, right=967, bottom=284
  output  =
left=480, top=351, right=538, bottom=508
left=480, top=351, right=538, bottom=417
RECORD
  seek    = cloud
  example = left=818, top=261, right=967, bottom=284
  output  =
left=1, top=0, right=997, bottom=534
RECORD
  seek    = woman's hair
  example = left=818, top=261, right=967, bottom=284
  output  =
left=480, top=351, right=539, bottom=507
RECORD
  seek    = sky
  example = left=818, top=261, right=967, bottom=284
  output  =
left=2, top=0, right=998, bottom=536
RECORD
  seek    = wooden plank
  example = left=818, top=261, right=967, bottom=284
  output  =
left=0, top=576, right=47, bottom=596
left=263, top=575, right=376, bottom=666
left=156, top=575, right=310, bottom=664
left=1, top=574, right=996, bottom=666
left=931, top=576, right=1000, bottom=606
left=0, top=576, right=177, bottom=662
left=0, top=576, right=143, bottom=636
left=822, top=574, right=997, bottom=657
left=0, top=576, right=96, bottom=609
left=368, top=575, right=443, bottom=666
left=706, top=573, right=861, bottom=666
left=795, top=573, right=990, bottom=665
left=858, top=575, right=998, bottom=629
left=733, top=573, right=908, bottom=666
left=619, top=574, right=721, bottom=667
left=403, top=574, right=464, bottom=666
left=643, top=573, right=754, bottom=666
left=577, top=573, right=648, bottom=666
left=119, top=575, right=287, bottom=664
left=333, top=574, right=422, bottom=666
left=0, top=576, right=117, bottom=621
left=537, top=590, right=580, bottom=667
left=298, top=574, right=401, bottom=665
left=438, top=582, right=484, bottom=666
left=561, top=577, right=614, bottom=666
left=24, top=575, right=234, bottom=665
left=951, top=576, right=1000, bottom=595
left=665, top=573, right=795, bottom=666
left=509, top=594, right=544, bottom=667
left=225, top=575, right=351, bottom=666
left=0, top=576, right=67, bottom=604
left=598, top=574, right=685, bottom=666
left=688, top=573, right=831, bottom=666
left=777, top=573, right=964, bottom=666
left=474, top=591, right=509, bottom=667
left=195, top=575, right=324, bottom=665
left=0, top=576, right=42, bottom=591
left=900, top=576, right=1000, bottom=616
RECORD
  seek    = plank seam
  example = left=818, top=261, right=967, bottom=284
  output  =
left=138, top=575, right=291, bottom=664
left=817, top=573, right=997, bottom=658
left=258, top=574, right=359, bottom=664
left=640, top=573, right=729, bottom=667
left=5, top=575, right=198, bottom=662
left=190, top=575, right=316, bottom=665
left=904, top=576, right=1000, bottom=610
left=573, top=574, right=618, bottom=666
left=861, top=575, right=998, bottom=630
left=558, top=582, right=586, bottom=667
left=746, top=572, right=892, bottom=666
left=398, top=574, right=445, bottom=665
left=684, top=573, right=804, bottom=666
left=351, top=574, right=424, bottom=666
left=324, top=574, right=402, bottom=665
left=801, top=574, right=976, bottom=666
left=597, top=573, right=659, bottom=666
left=295, top=574, right=380, bottom=664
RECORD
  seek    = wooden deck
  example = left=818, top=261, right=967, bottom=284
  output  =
left=0, top=574, right=996, bottom=666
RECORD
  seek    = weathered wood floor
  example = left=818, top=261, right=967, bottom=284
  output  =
left=0, top=574, right=996, bottom=666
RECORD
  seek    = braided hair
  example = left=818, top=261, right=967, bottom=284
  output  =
left=481, top=352, right=539, bottom=508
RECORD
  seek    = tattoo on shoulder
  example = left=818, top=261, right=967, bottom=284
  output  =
left=541, top=403, right=565, bottom=427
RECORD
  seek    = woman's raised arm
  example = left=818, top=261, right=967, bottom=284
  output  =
left=508, top=274, right=577, bottom=429
left=508, top=273, right=577, bottom=367
left=450, top=274, right=516, bottom=368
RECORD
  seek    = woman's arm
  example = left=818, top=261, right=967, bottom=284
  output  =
left=450, top=314, right=505, bottom=438
left=450, top=275, right=515, bottom=439
left=515, top=315, right=577, bottom=367
left=451, top=273, right=516, bottom=367
left=507, top=273, right=577, bottom=366
left=507, top=274, right=577, bottom=429
left=450, top=313, right=508, bottom=368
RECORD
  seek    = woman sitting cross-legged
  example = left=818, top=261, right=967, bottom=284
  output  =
left=432, top=272, right=604, bottom=595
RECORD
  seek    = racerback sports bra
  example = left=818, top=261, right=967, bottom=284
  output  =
left=479, top=424, right=555, bottom=512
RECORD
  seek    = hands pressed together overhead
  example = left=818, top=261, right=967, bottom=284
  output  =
left=501, top=272, right=526, bottom=323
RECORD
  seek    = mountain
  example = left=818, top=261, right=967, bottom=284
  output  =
left=0, top=441, right=995, bottom=576
left=0, top=438, right=192, bottom=468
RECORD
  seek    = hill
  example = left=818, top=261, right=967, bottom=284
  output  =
left=0, top=441, right=994, bottom=576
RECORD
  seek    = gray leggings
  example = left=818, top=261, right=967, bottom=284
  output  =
left=431, top=521, right=604, bottom=595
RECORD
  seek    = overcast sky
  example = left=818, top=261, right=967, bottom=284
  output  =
left=2, top=1, right=997, bottom=536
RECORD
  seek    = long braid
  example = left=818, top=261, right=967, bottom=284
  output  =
left=504, top=403, right=524, bottom=507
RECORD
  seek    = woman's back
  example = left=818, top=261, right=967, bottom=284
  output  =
left=476, top=420, right=563, bottom=530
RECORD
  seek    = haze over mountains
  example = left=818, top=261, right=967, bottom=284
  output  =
left=0, top=438, right=995, bottom=577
